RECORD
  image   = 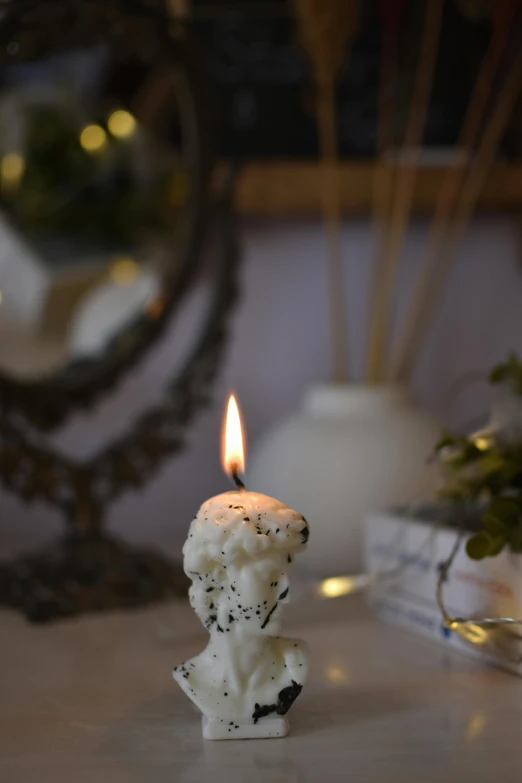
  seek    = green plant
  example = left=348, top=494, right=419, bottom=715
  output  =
left=489, top=352, right=522, bottom=395
left=437, top=353, right=522, bottom=560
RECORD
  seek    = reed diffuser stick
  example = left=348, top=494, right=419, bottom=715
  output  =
left=294, top=0, right=358, bottom=383
left=365, top=0, right=405, bottom=381
left=393, top=51, right=522, bottom=384
left=365, top=0, right=444, bottom=383
left=388, top=0, right=517, bottom=383
left=317, top=80, right=347, bottom=383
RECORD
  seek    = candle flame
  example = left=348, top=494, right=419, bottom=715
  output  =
left=222, top=393, right=245, bottom=481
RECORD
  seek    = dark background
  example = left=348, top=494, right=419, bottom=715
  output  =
left=188, top=0, right=511, bottom=159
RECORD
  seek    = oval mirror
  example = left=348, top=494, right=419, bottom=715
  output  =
left=0, top=1, right=241, bottom=623
left=0, top=0, right=211, bottom=430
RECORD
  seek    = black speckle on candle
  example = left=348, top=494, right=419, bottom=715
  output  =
left=279, top=587, right=289, bottom=600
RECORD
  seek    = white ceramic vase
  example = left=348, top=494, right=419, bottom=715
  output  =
left=247, top=385, right=441, bottom=577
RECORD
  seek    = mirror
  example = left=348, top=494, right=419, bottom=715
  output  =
left=0, top=1, right=240, bottom=623
left=0, top=0, right=211, bottom=430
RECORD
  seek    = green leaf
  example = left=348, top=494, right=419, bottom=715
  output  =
left=435, top=431, right=461, bottom=452
left=508, top=525, right=522, bottom=553
left=489, top=366, right=507, bottom=383
left=482, top=513, right=506, bottom=536
left=485, top=533, right=507, bottom=557
left=489, top=353, right=522, bottom=395
left=486, top=497, right=521, bottom=524
left=466, top=533, right=491, bottom=560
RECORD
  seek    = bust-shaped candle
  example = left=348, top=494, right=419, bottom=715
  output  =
left=173, top=490, right=310, bottom=740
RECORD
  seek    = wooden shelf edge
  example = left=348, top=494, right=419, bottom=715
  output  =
left=213, top=160, right=522, bottom=217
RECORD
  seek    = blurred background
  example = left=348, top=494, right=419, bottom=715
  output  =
left=0, top=0, right=522, bottom=593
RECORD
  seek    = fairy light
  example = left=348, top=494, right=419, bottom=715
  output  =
left=466, top=712, right=486, bottom=742
left=107, top=109, right=137, bottom=139
left=448, top=620, right=489, bottom=646
left=318, top=576, right=356, bottom=598
left=80, top=124, right=107, bottom=153
left=109, top=257, right=140, bottom=285
left=1, top=152, right=25, bottom=188
left=145, top=295, right=166, bottom=320
left=437, top=534, right=522, bottom=664
left=325, top=665, right=350, bottom=685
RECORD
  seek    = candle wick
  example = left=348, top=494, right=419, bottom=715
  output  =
left=232, top=470, right=246, bottom=491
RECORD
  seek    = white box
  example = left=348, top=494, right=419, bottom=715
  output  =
left=364, top=511, right=522, bottom=675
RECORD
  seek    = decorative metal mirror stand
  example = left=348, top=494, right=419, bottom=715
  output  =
left=0, top=0, right=240, bottom=622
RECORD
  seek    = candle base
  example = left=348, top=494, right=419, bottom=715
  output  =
left=202, top=715, right=289, bottom=740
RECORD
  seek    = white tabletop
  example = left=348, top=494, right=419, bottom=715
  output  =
left=1, top=594, right=521, bottom=783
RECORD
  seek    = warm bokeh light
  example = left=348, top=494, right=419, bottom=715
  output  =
left=1, top=153, right=25, bottom=186
left=109, top=257, right=140, bottom=285
left=107, top=109, right=137, bottom=139
left=473, top=436, right=490, bottom=451
left=222, top=393, right=246, bottom=479
left=145, top=294, right=166, bottom=320
left=449, top=620, right=488, bottom=645
left=325, top=665, right=350, bottom=685
left=317, top=576, right=357, bottom=599
left=80, top=124, right=107, bottom=153
left=466, top=712, right=486, bottom=742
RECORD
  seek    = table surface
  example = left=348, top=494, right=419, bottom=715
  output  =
left=1, top=593, right=522, bottom=783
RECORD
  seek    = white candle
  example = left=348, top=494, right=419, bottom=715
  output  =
left=173, top=395, right=310, bottom=740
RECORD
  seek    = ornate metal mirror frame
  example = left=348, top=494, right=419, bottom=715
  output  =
left=0, top=0, right=240, bottom=622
